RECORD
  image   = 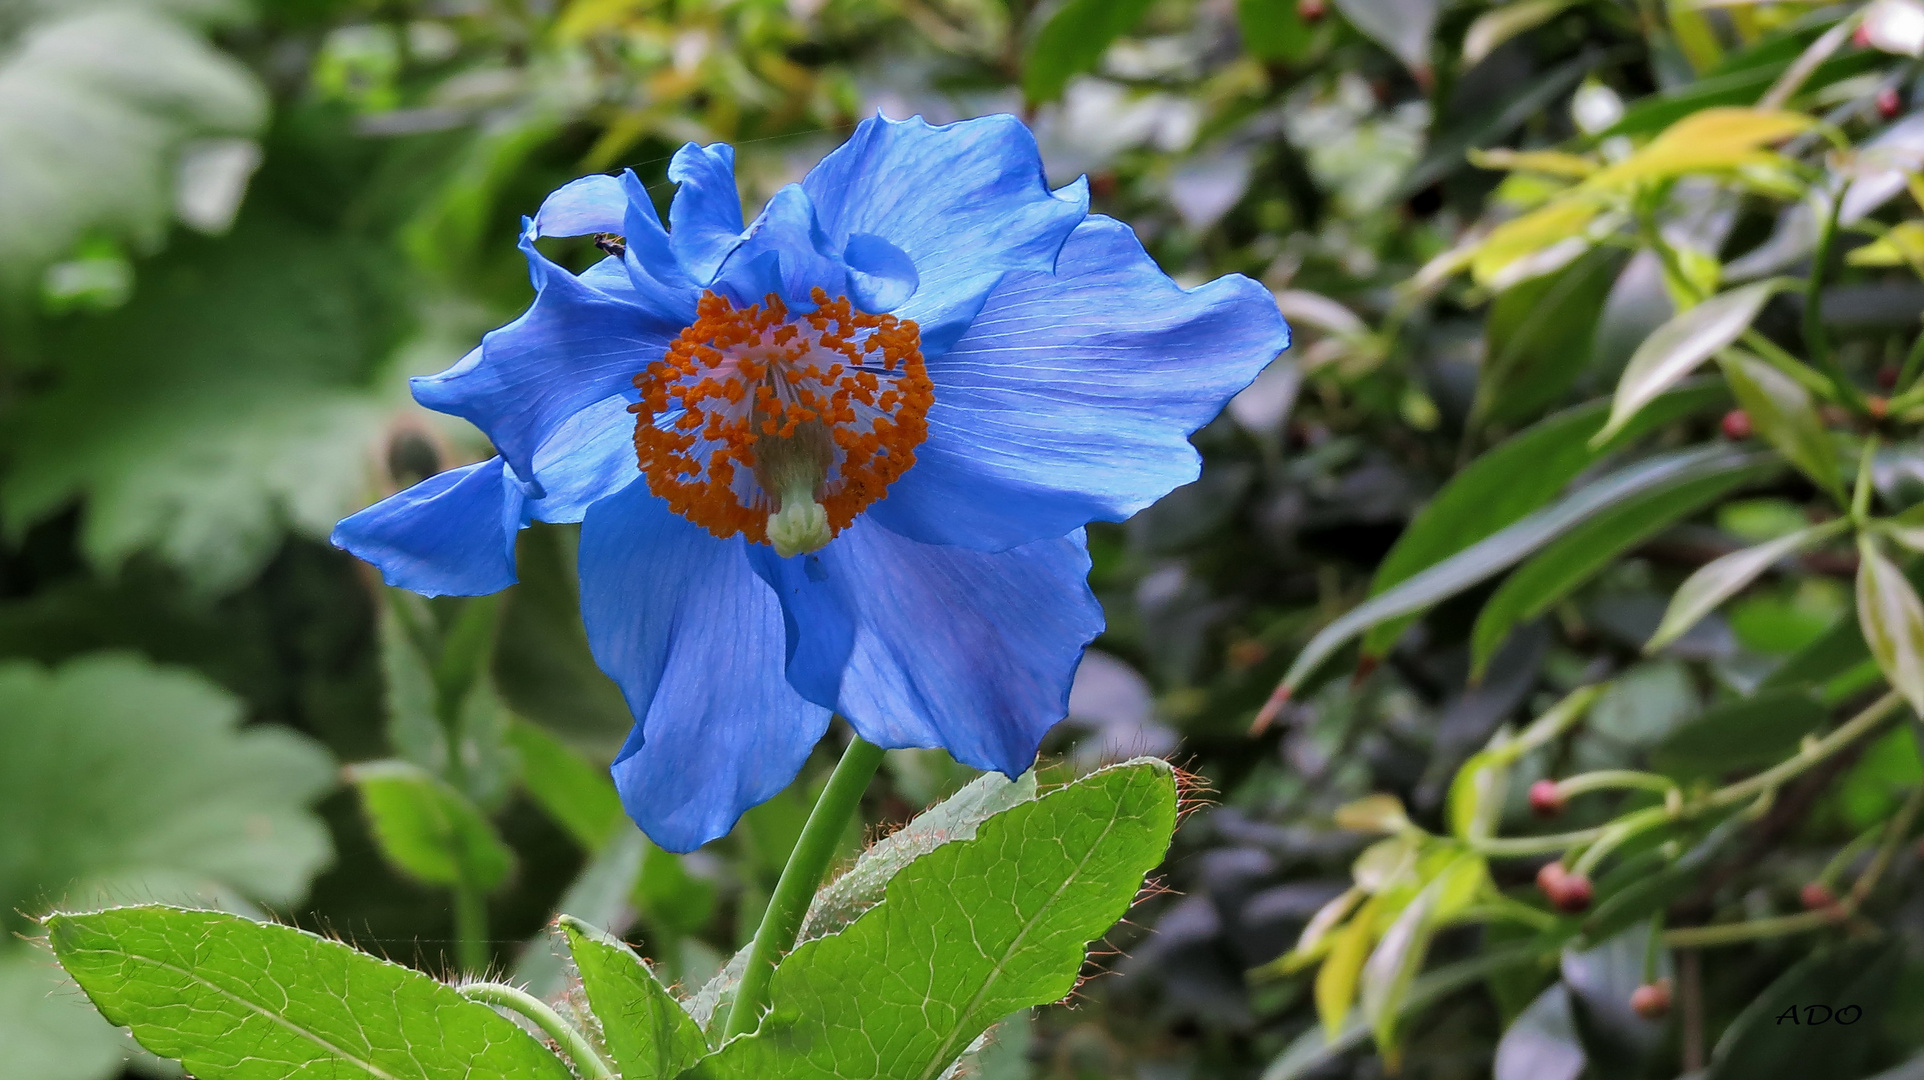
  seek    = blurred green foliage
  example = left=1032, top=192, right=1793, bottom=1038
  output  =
left=7, top=0, right=1924, bottom=1077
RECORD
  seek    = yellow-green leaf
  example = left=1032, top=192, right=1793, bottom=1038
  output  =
left=1856, top=536, right=1924, bottom=716
left=1316, top=896, right=1380, bottom=1040
left=1586, top=107, right=1812, bottom=189
left=1468, top=147, right=1597, bottom=178
left=1717, top=351, right=1842, bottom=496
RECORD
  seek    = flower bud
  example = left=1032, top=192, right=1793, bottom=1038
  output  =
left=1528, top=779, right=1565, bottom=818
left=1799, top=881, right=1836, bottom=911
left=1631, top=978, right=1673, bottom=1019
left=1537, top=861, right=1568, bottom=902
left=1720, top=409, right=1752, bottom=440
left=1879, top=86, right=1903, bottom=119
left=1555, top=872, right=1594, bottom=913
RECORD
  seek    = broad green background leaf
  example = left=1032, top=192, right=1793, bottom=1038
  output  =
left=1021, top=0, right=1158, bottom=104
left=1237, top=0, right=1316, bottom=62
left=49, top=906, right=574, bottom=1080
left=1493, top=983, right=1584, bottom=1080
left=1857, top=537, right=1924, bottom=717
left=509, top=718, right=623, bottom=851
left=1652, top=688, right=1827, bottom=777
left=559, top=917, right=706, bottom=1080
left=0, top=654, right=333, bottom=929
left=1361, top=383, right=1723, bottom=657
left=346, top=760, right=512, bottom=891
left=1468, top=463, right=1760, bottom=675
left=0, top=947, right=135, bottom=1080
left=494, top=526, right=635, bottom=756
left=1718, top=352, right=1841, bottom=496
left=1286, top=445, right=1760, bottom=692
left=2, top=199, right=405, bottom=594
left=698, top=759, right=1177, bottom=1080
left=1476, top=248, right=1621, bottom=426
left=1706, top=941, right=1898, bottom=1080
left=1594, top=281, right=1782, bottom=445
left=0, top=8, right=264, bottom=288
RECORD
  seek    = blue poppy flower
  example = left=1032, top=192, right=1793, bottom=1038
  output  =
left=333, top=113, right=1289, bottom=852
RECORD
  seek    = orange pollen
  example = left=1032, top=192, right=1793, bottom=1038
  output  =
left=628, top=288, right=932, bottom=546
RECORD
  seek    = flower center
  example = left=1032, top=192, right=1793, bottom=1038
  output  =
left=629, top=288, right=932, bottom=557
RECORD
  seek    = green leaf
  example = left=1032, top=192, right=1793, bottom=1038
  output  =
left=1493, top=983, right=1584, bottom=1080
left=1237, top=0, right=1316, bottom=61
left=381, top=601, right=449, bottom=777
left=1469, top=464, right=1760, bottom=676
left=1359, top=855, right=1482, bottom=1055
left=1856, top=535, right=1924, bottom=717
left=1360, top=383, right=1723, bottom=657
left=1021, top=0, right=1158, bottom=104
left=1718, top=352, right=1842, bottom=497
left=0, top=654, right=334, bottom=930
left=559, top=917, right=707, bottom=1080
left=509, top=718, right=623, bottom=851
left=1646, top=521, right=1846, bottom=652
left=1462, top=0, right=1576, bottom=65
left=1706, top=941, right=1898, bottom=1080
left=695, top=759, right=1177, bottom=1080
left=494, top=526, right=639, bottom=756
left=3, top=207, right=398, bottom=594
left=0, top=8, right=265, bottom=288
left=1651, top=688, right=1827, bottom=778
left=1329, top=0, right=1438, bottom=77
left=0, top=945, right=133, bottom=1080
left=1286, top=444, right=1762, bottom=694
left=1594, top=281, right=1784, bottom=446
left=346, top=760, right=513, bottom=891
left=514, top=831, right=648, bottom=999
left=1314, top=897, right=1377, bottom=1040
left=47, top=905, right=574, bottom=1080
left=1476, top=248, right=1621, bottom=427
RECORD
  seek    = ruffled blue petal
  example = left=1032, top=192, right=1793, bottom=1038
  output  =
left=618, top=171, right=697, bottom=300
left=330, top=457, right=525, bottom=597
left=869, top=215, right=1289, bottom=551
left=750, top=520, right=1102, bottom=777
left=842, top=233, right=919, bottom=313
left=710, top=185, right=845, bottom=309
left=533, top=174, right=627, bottom=237
left=667, top=142, right=747, bottom=284
left=580, top=481, right=832, bottom=852
left=411, top=237, right=690, bottom=483
left=526, top=394, right=642, bottom=523
left=801, top=113, right=1088, bottom=356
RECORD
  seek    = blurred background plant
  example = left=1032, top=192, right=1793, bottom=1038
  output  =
left=7, top=0, right=1924, bottom=1077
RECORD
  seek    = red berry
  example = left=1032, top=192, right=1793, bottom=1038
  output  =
left=1529, top=779, right=1566, bottom=819
left=1631, top=978, right=1673, bottom=1019
left=1555, top=872, right=1594, bottom=913
left=1878, top=365, right=1901, bottom=389
left=1855, top=24, right=1874, bottom=48
left=1879, top=86, right=1903, bottom=119
left=1297, top=0, right=1326, bottom=20
left=1720, top=409, right=1753, bottom=440
left=1800, top=881, right=1837, bottom=911
left=1537, top=862, right=1568, bottom=902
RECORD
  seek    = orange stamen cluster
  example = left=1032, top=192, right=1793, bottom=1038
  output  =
left=629, top=287, right=932, bottom=546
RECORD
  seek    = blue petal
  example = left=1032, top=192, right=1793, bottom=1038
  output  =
left=618, top=170, right=697, bottom=300
left=580, top=481, right=832, bottom=851
left=533, top=174, right=627, bottom=237
left=526, top=394, right=642, bottom=523
left=710, top=184, right=845, bottom=309
left=842, top=233, right=919, bottom=313
left=869, top=215, right=1289, bottom=551
left=668, top=142, right=747, bottom=284
left=801, top=113, right=1088, bottom=356
left=412, top=237, right=689, bottom=482
left=751, top=520, right=1102, bottom=777
left=330, top=457, right=525, bottom=597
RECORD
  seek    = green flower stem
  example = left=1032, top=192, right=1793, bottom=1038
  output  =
left=1662, top=908, right=1842, bottom=948
left=721, top=734, right=885, bottom=1040
left=1572, top=806, right=1672, bottom=878
left=452, top=879, right=489, bottom=975
left=1703, top=690, right=1902, bottom=810
left=1474, top=824, right=1616, bottom=857
left=1554, top=770, right=1677, bottom=801
left=460, top=981, right=615, bottom=1080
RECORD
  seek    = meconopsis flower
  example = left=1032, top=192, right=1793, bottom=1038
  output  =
left=333, top=114, right=1290, bottom=851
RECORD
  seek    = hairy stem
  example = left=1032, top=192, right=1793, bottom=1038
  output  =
left=461, top=981, right=615, bottom=1080
left=721, top=735, right=885, bottom=1039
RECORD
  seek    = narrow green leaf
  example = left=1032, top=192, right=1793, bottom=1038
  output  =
left=1647, top=521, right=1846, bottom=652
left=1463, top=0, right=1576, bottom=65
left=1447, top=750, right=1506, bottom=841
left=47, top=906, right=574, bottom=1080
left=1718, top=351, right=1843, bottom=497
left=1594, top=281, right=1784, bottom=446
left=1314, top=898, right=1377, bottom=1040
left=1360, top=383, right=1723, bottom=657
left=1469, top=465, right=1760, bottom=675
left=559, top=917, right=707, bottom=1080
left=508, top=719, right=623, bottom=851
left=1477, top=248, right=1621, bottom=426
left=347, top=760, right=512, bottom=890
left=1330, top=0, right=1438, bottom=77
left=1021, top=0, right=1158, bottom=104
left=1359, top=887, right=1434, bottom=1058
left=1856, top=536, right=1924, bottom=717
left=695, top=759, right=1177, bottom=1080
left=1284, top=445, right=1762, bottom=694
